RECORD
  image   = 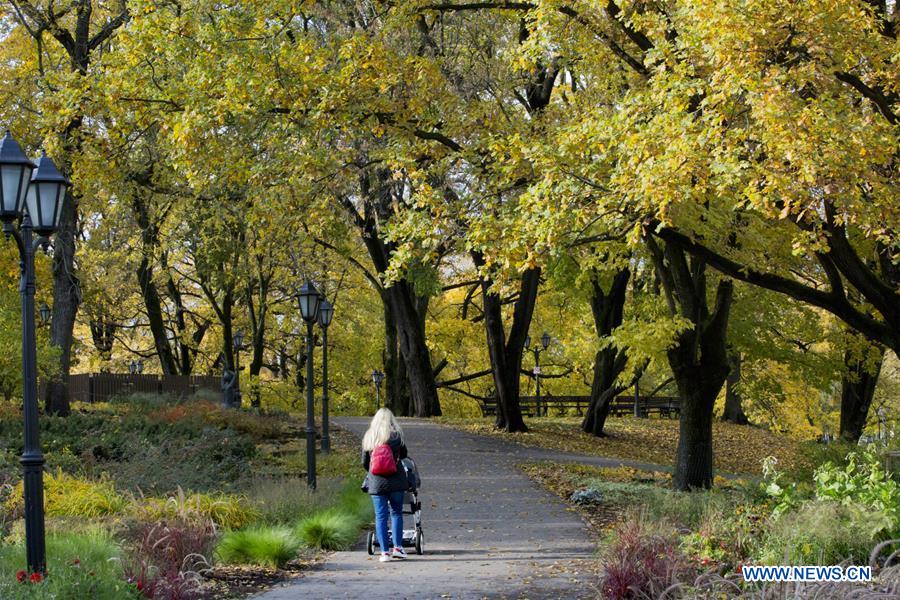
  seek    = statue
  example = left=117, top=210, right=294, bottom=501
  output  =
left=221, top=368, right=239, bottom=409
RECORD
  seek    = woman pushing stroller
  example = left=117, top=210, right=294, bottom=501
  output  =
left=362, top=408, right=410, bottom=563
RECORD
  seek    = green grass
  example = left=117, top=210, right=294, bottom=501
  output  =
left=247, top=477, right=345, bottom=525
left=0, top=527, right=139, bottom=599
left=214, top=526, right=302, bottom=568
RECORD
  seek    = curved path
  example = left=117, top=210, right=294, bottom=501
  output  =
left=255, top=417, right=605, bottom=600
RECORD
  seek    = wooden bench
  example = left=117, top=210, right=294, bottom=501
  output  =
left=478, top=395, right=680, bottom=418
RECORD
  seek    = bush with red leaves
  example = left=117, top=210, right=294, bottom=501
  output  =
left=123, top=519, right=214, bottom=600
left=599, top=520, right=691, bottom=599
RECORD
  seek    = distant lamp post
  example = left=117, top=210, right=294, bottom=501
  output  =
left=232, top=329, right=244, bottom=407
left=525, top=332, right=552, bottom=417
left=128, top=360, right=137, bottom=374
left=38, top=303, right=50, bottom=326
left=371, top=369, right=385, bottom=412
left=317, top=298, right=334, bottom=454
left=0, top=131, right=69, bottom=575
left=136, top=359, right=144, bottom=374
left=299, top=281, right=322, bottom=489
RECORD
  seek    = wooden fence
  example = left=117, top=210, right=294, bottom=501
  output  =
left=52, top=373, right=220, bottom=404
left=478, top=394, right=680, bottom=418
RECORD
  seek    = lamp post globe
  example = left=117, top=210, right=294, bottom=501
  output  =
left=0, top=132, right=69, bottom=575
left=540, top=332, right=551, bottom=350
left=25, top=153, right=68, bottom=237
left=298, top=281, right=322, bottom=489
left=317, top=299, right=334, bottom=453
left=0, top=131, right=34, bottom=222
left=38, top=303, right=50, bottom=325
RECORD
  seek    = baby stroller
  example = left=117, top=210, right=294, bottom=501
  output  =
left=366, top=457, right=424, bottom=555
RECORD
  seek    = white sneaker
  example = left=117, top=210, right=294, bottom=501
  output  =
left=392, top=547, right=408, bottom=559
left=379, top=553, right=392, bottom=563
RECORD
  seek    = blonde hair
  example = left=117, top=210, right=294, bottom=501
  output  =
left=362, top=408, right=404, bottom=451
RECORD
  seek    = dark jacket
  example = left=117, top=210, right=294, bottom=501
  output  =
left=362, top=433, right=408, bottom=495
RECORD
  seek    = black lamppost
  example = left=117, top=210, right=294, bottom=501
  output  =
left=233, top=329, right=244, bottom=408
left=0, top=131, right=70, bottom=575
left=525, top=332, right=551, bottom=417
left=317, top=298, right=334, bottom=454
left=298, top=281, right=322, bottom=489
left=371, top=369, right=384, bottom=413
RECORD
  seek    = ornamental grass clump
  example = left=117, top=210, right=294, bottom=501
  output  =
left=135, top=487, right=259, bottom=529
left=599, top=519, right=691, bottom=600
left=295, top=510, right=361, bottom=551
left=215, top=527, right=301, bottom=568
left=4, top=470, right=127, bottom=518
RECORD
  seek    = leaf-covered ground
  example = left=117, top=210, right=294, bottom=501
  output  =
left=438, top=416, right=806, bottom=476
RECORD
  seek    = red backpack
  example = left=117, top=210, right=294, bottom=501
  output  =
left=370, top=443, right=397, bottom=476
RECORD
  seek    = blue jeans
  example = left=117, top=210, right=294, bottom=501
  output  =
left=372, top=491, right=404, bottom=553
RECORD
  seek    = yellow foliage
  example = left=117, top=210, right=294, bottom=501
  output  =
left=4, top=470, right=127, bottom=518
left=134, top=487, right=259, bottom=529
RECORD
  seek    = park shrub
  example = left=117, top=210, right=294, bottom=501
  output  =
left=214, top=526, right=301, bottom=568
left=134, top=488, right=258, bottom=530
left=295, top=510, right=360, bottom=550
left=105, top=428, right=257, bottom=493
left=0, top=527, right=139, bottom=599
left=812, top=450, right=899, bottom=538
left=5, top=470, right=127, bottom=518
left=599, top=519, right=690, bottom=600
left=757, top=500, right=885, bottom=564
left=203, top=408, right=283, bottom=440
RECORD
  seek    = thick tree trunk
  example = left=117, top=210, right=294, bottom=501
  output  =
left=721, top=351, right=749, bottom=425
left=45, top=191, right=79, bottom=416
left=582, top=268, right=630, bottom=436
left=839, top=346, right=884, bottom=442
left=648, top=235, right=733, bottom=491
left=388, top=282, right=441, bottom=417
left=382, top=299, right=412, bottom=416
left=352, top=171, right=441, bottom=418
left=472, top=251, right=538, bottom=433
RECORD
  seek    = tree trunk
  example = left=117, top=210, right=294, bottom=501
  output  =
left=721, top=351, right=749, bottom=425
left=839, top=346, right=884, bottom=442
left=647, top=235, right=733, bottom=491
left=382, top=298, right=412, bottom=416
left=387, top=282, right=441, bottom=417
left=472, top=251, right=539, bottom=433
left=351, top=170, right=441, bottom=418
left=581, top=268, right=630, bottom=436
left=45, top=190, right=79, bottom=416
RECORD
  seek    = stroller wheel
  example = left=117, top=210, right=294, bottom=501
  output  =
left=366, top=531, right=374, bottom=556
left=415, top=530, right=424, bottom=555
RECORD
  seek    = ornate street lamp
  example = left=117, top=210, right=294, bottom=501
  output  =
left=38, top=303, right=50, bottom=325
left=371, top=368, right=385, bottom=412
left=298, top=281, right=322, bottom=489
left=128, top=360, right=137, bottom=375
left=317, top=298, right=334, bottom=453
left=525, top=332, right=552, bottom=417
left=0, top=131, right=69, bottom=575
left=136, top=359, right=144, bottom=375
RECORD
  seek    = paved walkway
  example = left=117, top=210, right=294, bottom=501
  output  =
left=255, top=418, right=608, bottom=600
